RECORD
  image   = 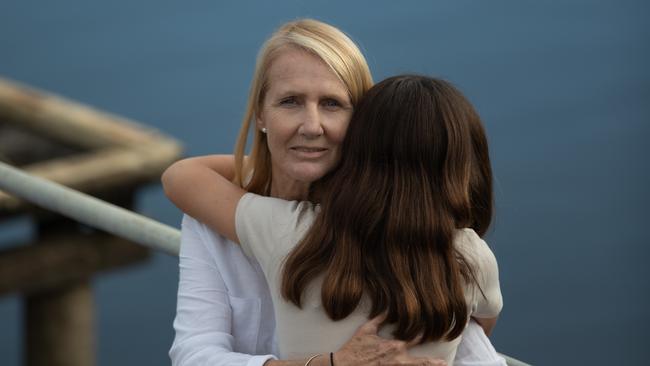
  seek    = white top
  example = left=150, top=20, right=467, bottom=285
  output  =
left=236, top=193, right=503, bottom=365
left=169, top=214, right=506, bottom=366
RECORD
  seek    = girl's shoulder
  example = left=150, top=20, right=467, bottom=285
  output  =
left=238, top=192, right=318, bottom=220
left=454, top=228, right=498, bottom=268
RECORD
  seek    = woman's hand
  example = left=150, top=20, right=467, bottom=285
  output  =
left=265, top=316, right=446, bottom=366
left=332, top=316, right=447, bottom=366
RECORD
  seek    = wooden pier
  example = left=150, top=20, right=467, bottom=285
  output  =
left=0, top=77, right=182, bottom=366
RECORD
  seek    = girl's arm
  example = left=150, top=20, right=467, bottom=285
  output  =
left=162, top=155, right=244, bottom=243
left=468, top=232, right=503, bottom=338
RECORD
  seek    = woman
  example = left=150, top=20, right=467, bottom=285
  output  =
left=167, top=19, right=506, bottom=366
left=163, top=75, right=502, bottom=365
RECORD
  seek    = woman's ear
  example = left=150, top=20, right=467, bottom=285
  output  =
left=256, top=116, right=267, bottom=134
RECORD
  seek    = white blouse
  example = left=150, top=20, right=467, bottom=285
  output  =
left=169, top=215, right=277, bottom=366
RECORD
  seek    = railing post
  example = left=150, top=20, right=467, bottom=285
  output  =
left=24, top=213, right=98, bottom=366
left=25, top=280, right=95, bottom=366
left=23, top=191, right=135, bottom=366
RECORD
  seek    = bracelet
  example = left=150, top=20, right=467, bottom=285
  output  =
left=304, top=354, right=322, bottom=366
left=329, top=352, right=335, bottom=366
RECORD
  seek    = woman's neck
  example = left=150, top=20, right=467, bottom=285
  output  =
left=270, top=175, right=310, bottom=201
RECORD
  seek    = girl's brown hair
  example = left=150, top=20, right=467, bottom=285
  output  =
left=281, top=75, right=493, bottom=343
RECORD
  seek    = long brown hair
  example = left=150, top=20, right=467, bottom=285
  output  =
left=281, top=75, right=494, bottom=343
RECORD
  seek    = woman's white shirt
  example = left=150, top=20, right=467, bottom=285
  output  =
left=169, top=215, right=277, bottom=366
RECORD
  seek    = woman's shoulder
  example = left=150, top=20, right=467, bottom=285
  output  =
left=181, top=213, right=250, bottom=257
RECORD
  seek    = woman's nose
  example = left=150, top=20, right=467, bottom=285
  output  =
left=298, top=104, right=324, bottom=138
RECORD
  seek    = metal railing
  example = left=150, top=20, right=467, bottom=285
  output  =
left=0, top=160, right=530, bottom=365
left=0, top=160, right=180, bottom=255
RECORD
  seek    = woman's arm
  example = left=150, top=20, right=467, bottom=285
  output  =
left=472, top=316, right=498, bottom=337
left=266, top=316, right=446, bottom=366
left=170, top=215, right=276, bottom=366
left=162, top=155, right=244, bottom=243
left=453, top=319, right=506, bottom=366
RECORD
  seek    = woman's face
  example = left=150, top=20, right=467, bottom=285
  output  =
left=258, top=47, right=353, bottom=198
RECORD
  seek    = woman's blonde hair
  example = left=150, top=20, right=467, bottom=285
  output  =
left=232, top=18, right=373, bottom=194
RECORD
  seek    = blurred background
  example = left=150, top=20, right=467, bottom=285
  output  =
left=1, top=1, right=648, bottom=365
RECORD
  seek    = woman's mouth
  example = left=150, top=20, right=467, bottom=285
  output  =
left=290, top=146, right=328, bottom=158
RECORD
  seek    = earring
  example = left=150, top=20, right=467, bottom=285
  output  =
left=261, top=127, right=267, bottom=134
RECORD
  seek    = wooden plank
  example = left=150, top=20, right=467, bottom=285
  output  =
left=0, top=77, right=179, bottom=150
left=0, top=232, right=150, bottom=295
left=0, top=76, right=183, bottom=216
left=0, top=122, right=84, bottom=166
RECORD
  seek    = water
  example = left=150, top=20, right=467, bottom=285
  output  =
left=1, top=1, right=648, bottom=364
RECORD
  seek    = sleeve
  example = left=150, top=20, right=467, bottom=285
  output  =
left=454, top=319, right=507, bottom=366
left=169, top=214, right=277, bottom=366
left=235, top=193, right=303, bottom=265
left=470, top=234, right=503, bottom=319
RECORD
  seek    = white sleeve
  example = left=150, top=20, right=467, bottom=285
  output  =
left=471, top=235, right=503, bottom=319
left=169, top=215, right=277, bottom=366
left=454, top=320, right=507, bottom=366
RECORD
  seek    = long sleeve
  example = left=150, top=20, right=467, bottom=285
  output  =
left=169, top=215, right=277, bottom=366
left=453, top=320, right=507, bottom=366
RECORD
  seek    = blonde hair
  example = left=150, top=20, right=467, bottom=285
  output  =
left=233, top=19, right=373, bottom=194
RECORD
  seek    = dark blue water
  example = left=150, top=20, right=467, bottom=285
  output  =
left=1, top=1, right=648, bottom=365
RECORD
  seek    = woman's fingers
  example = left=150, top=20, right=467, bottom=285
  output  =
left=404, top=333, right=424, bottom=348
left=417, top=357, right=447, bottom=366
left=356, top=314, right=387, bottom=335
left=337, top=319, right=447, bottom=366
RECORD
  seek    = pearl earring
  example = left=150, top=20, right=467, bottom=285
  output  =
left=261, top=127, right=267, bottom=134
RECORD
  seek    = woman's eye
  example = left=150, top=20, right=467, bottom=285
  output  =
left=279, top=97, right=298, bottom=106
left=322, top=99, right=341, bottom=109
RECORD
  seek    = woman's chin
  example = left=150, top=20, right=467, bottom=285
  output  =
left=286, top=162, right=332, bottom=184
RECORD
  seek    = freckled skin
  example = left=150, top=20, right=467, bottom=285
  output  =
left=257, top=47, right=353, bottom=200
